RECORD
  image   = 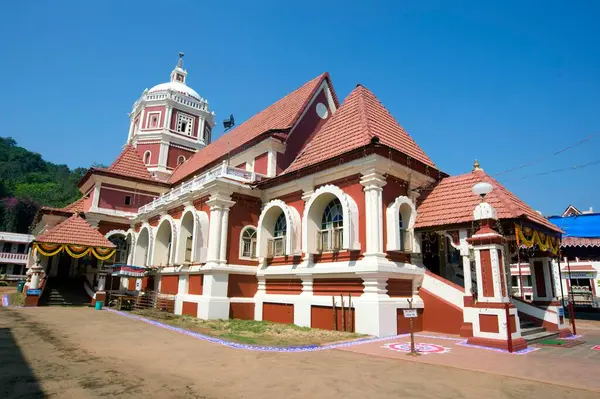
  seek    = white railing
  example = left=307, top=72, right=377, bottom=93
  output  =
left=138, top=164, right=265, bottom=216
left=0, top=252, right=28, bottom=263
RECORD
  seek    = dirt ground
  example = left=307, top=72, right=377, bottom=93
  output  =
left=1, top=307, right=597, bottom=399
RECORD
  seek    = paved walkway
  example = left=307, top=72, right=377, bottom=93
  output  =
left=340, top=330, right=600, bottom=392
left=1, top=306, right=598, bottom=398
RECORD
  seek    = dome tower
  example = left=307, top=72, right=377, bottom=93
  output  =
left=127, top=53, right=215, bottom=181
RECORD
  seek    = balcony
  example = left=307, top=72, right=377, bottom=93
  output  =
left=0, top=252, right=28, bottom=264
left=138, top=164, right=265, bottom=216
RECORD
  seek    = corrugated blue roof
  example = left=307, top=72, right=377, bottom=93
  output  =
left=548, top=213, right=600, bottom=238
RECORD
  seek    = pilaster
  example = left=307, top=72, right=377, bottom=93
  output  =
left=360, top=169, right=386, bottom=257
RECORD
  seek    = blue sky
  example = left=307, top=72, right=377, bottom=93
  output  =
left=1, top=1, right=598, bottom=216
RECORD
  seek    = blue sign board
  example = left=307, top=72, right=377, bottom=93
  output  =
left=557, top=307, right=564, bottom=317
left=26, top=289, right=41, bottom=296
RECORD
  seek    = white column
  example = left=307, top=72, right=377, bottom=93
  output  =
left=164, top=107, right=173, bottom=130
left=360, top=170, right=386, bottom=256
left=91, top=182, right=101, bottom=211
left=158, top=141, right=169, bottom=168
left=219, top=207, right=230, bottom=264
left=267, top=148, right=277, bottom=177
left=206, top=205, right=222, bottom=264
left=459, top=229, right=472, bottom=295
left=205, top=191, right=234, bottom=266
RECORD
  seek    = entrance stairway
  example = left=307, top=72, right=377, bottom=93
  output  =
left=519, top=319, right=559, bottom=344
left=39, top=278, right=91, bottom=306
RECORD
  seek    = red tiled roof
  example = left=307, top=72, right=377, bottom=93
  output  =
left=104, top=145, right=155, bottom=181
left=415, top=169, right=561, bottom=233
left=62, top=197, right=85, bottom=212
left=562, top=237, right=600, bottom=248
left=169, top=73, right=331, bottom=184
left=284, top=85, right=437, bottom=174
left=35, top=214, right=115, bottom=248
left=39, top=197, right=84, bottom=215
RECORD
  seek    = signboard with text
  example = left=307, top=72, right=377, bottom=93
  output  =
left=403, top=309, right=418, bottom=318
left=26, top=289, right=41, bottom=296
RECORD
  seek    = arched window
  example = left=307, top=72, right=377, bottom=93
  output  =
left=269, top=213, right=287, bottom=257
left=319, top=199, right=343, bottom=252
left=109, top=235, right=128, bottom=264
left=240, top=227, right=257, bottom=259
left=143, top=151, right=151, bottom=166
left=177, top=155, right=186, bottom=165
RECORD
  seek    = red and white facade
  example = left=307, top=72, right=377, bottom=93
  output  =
left=28, top=56, right=572, bottom=346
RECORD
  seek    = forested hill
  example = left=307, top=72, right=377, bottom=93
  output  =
left=0, top=137, right=88, bottom=233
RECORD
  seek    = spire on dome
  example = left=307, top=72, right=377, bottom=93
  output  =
left=170, top=51, right=188, bottom=84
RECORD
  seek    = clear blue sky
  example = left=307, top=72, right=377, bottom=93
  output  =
left=1, top=1, right=598, bottom=216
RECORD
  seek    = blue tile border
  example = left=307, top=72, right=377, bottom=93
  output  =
left=105, top=308, right=410, bottom=352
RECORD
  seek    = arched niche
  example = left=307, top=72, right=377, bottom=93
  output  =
left=302, top=185, right=359, bottom=254
left=153, top=217, right=176, bottom=266
left=386, top=195, right=416, bottom=252
left=256, top=199, right=301, bottom=258
left=134, top=226, right=152, bottom=266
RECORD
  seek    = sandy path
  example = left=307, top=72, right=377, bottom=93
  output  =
left=1, top=307, right=596, bottom=399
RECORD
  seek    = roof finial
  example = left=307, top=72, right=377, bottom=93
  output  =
left=473, top=159, right=482, bottom=172
left=177, top=52, right=184, bottom=68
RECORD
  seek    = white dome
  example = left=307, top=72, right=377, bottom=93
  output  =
left=148, top=81, right=201, bottom=100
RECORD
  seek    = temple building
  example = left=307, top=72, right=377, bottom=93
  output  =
left=25, top=54, right=572, bottom=349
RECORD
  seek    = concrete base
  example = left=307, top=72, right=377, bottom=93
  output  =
left=467, top=336, right=528, bottom=352
left=197, top=296, right=230, bottom=319
left=354, top=299, right=398, bottom=337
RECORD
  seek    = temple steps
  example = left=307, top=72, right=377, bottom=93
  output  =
left=520, top=320, right=559, bottom=344
left=40, top=279, right=90, bottom=307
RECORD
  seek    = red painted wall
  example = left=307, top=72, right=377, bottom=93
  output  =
left=188, top=275, right=203, bottom=295
left=281, top=88, right=332, bottom=171
left=311, top=306, right=356, bottom=332
left=98, top=185, right=156, bottom=212
left=227, top=195, right=261, bottom=265
left=480, top=250, right=494, bottom=297
left=419, top=287, right=464, bottom=334
left=254, top=152, right=269, bottom=175
left=161, top=275, right=179, bottom=294
left=167, top=145, right=195, bottom=169
left=397, top=308, right=424, bottom=333
left=381, top=175, right=408, bottom=253
left=182, top=301, right=198, bottom=317
left=136, top=143, right=160, bottom=165
left=142, top=106, right=165, bottom=129
left=263, top=303, right=294, bottom=324
left=230, top=303, right=255, bottom=320
left=227, top=274, right=258, bottom=298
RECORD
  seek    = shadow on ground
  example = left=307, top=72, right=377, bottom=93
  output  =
left=0, top=327, right=45, bottom=398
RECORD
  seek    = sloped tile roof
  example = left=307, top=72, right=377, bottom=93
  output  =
left=169, top=73, right=331, bottom=183
left=284, top=85, right=437, bottom=174
left=35, top=214, right=115, bottom=247
left=39, top=197, right=84, bottom=215
left=415, top=169, right=561, bottom=233
left=104, top=145, right=155, bottom=181
left=62, top=197, right=85, bottom=212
